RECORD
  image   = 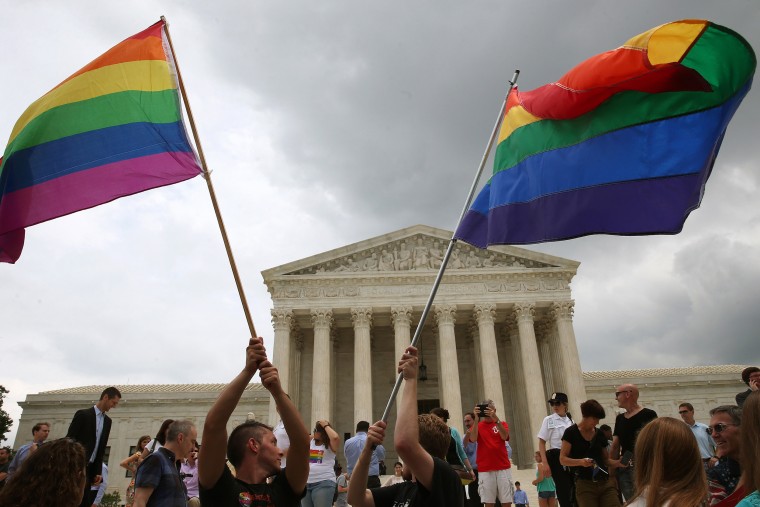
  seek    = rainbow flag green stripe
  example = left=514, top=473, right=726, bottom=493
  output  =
left=5, top=89, right=181, bottom=155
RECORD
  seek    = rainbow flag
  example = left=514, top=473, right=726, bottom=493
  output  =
left=455, top=20, right=755, bottom=248
left=0, top=20, right=202, bottom=263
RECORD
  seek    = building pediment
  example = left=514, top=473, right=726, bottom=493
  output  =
left=262, top=225, right=579, bottom=278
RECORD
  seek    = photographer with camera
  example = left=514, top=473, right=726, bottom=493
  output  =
left=467, top=400, right=514, bottom=507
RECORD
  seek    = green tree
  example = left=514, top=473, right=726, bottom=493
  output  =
left=100, top=491, right=121, bottom=507
left=0, top=386, right=13, bottom=443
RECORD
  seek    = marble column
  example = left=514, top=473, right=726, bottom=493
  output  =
left=351, top=307, right=373, bottom=424
left=391, top=306, right=413, bottom=414
left=291, top=328, right=303, bottom=410
left=504, top=316, right=530, bottom=468
left=474, top=303, right=506, bottom=418
left=268, top=309, right=293, bottom=425
left=331, top=329, right=339, bottom=424
left=434, top=304, right=464, bottom=435
left=311, top=309, right=333, bottom=424
left=552, top=301, right=587, bottom=418
left=536, top=320, right=555, bottom=401
left=514, top=302, right=547, bottom=466
left=468, top=320, right=485, bottom=403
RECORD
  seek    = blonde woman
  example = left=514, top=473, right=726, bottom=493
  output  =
left=624, top=417, right=707, bottom=506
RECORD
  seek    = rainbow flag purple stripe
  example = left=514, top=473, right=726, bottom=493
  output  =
left=455, top=20, right=755, bottom=248
left=0, top=20, right=202, bottom=263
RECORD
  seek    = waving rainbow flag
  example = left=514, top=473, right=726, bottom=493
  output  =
left=455, top=20, right=755, bottom=248
left=0, top=20, right=202, bottom=263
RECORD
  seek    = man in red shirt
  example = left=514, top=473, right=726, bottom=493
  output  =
left=467, top=400, right=513, bottom=507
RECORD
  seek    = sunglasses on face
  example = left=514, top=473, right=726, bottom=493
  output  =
left=678, top=410, right=690, bottom=415
left=706, top=423, right=738, bottom=436
left=614, top=391, right=630, bottom=398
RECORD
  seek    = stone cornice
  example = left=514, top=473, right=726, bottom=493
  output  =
left=268, top=275, right=574, bottom=304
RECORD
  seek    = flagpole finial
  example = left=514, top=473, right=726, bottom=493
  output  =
left=509, top=69, right=520, bottom=87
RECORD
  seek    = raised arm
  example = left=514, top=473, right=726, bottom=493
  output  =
left=198, top=337, right=266, bottom=489
left=318, top=419, right=341, bottom=453
left=347, top=421, right=386, bottom=507
left=394, top=346, right=435, bottom=490
left=261, top=360, right=310, bottom=496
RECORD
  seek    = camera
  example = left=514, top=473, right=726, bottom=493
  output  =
left=477, top=404, right=489, bottom=417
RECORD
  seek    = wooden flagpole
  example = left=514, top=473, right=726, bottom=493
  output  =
left=160, top=16, right=258, bottom=338
left=379, top=70, right=520, bottom=422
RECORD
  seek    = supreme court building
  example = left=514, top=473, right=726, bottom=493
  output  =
left=262, top=224, right=587, bottom=467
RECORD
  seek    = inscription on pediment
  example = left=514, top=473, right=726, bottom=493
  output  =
left=286, top=234, right=556, bottom=275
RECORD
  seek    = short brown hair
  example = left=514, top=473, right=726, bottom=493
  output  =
left=678, top=402, right=694, bottom=412
left=417, top=414, right=450, bottom=459
left=32, top=422, right=50, bottom=435
left=100, top=386, right=121, bottom=400
left=580, top=399, right=605, bottom=419
left=227, top=421, right=273, bottom=468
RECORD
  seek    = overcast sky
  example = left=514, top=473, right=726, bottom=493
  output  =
left=2, top=1, right=758, bottom=446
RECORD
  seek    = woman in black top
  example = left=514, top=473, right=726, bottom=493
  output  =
left=559, top=400, right=620, bottom=507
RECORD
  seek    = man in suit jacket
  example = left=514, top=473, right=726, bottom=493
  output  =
left=67, top=386, right=121, bottom=507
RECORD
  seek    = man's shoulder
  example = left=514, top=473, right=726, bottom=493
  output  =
left=345, top=434, right=364, bottom=446
left=641, top=407, right=657, bottom=416
left=72, top=406, right=94, bottom=418
left=16, top=442, right=33, bottom=453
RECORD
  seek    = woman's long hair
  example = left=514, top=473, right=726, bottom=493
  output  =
left=0, top=438, right=87, bottom=507
left=741, top=392, right=760, bottom=494
left=155, top=418, right=174, bottom=446
left=627, top=417, right=707, bottom=507
left=137, top=434, right=151, bottom=452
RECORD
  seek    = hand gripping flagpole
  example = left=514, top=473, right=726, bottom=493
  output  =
left=161, top=16, right=258, bottom=338
left=380, top=70, right=520, bottom=423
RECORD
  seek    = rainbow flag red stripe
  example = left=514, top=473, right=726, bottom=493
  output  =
left=455, top=20, right=755, bottom=248
left=0, top=20, right=202, bottom=263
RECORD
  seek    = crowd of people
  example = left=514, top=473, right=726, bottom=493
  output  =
left=0, top=344, right=757, bottom=507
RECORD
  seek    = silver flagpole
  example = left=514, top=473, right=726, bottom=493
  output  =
left=380, top=70, right=520, bottom=422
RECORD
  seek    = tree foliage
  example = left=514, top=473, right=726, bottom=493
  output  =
left=100, top=491, right=121, bottom=507
left=0, top=386, right=13, bottom=444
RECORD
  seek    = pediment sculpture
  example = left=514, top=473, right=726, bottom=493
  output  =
left=286, top=235, right=556, bottom=275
